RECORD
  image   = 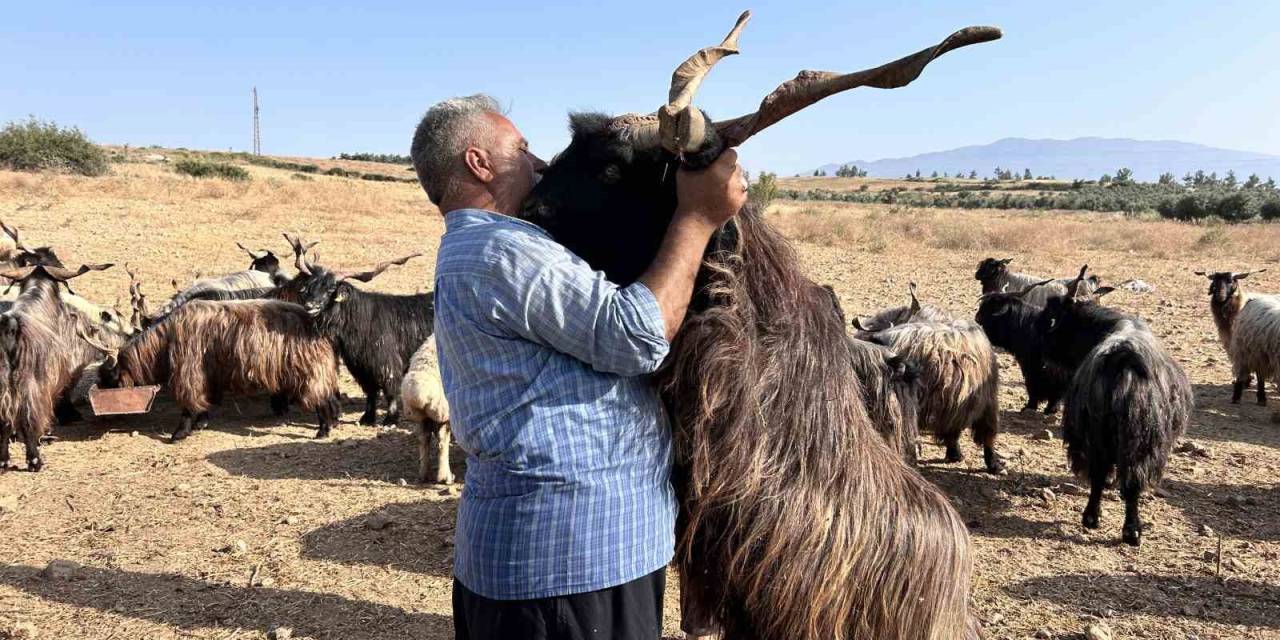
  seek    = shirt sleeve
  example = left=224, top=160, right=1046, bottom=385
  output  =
left=490, top=244, right=671, bottom=377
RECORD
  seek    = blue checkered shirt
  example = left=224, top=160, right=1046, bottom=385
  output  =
left=434, top=208, right=677, bottom=600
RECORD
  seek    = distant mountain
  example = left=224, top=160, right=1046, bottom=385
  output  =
left=814, top=137, right=1280, bottom=182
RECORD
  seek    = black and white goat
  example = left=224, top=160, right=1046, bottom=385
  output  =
left=1193, top=269, right=1279, bottom=405
left=292, top=249, right=429, bottom=425
left=1037, top=266, right=1192, bottom=546
left=851, top=282, right=953, bottom=335
left=154, top=242, right=289, bottom=318
left=975, top=257, right=1100, bottom=307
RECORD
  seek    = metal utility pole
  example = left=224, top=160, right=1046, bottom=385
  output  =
left=252, top=87, right=261, bottom=155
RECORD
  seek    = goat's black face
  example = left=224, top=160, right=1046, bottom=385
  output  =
left=974, top=258, right=1010, bottom=284
left=1205, top=272, right=1238, bottom=305
left=250, top=252, right=281, bottom=274
left=15, top=247, right=64, bottom=269
left=520, top=112, right=726, bottom=285
left=297, top=270, right=344, bottom=317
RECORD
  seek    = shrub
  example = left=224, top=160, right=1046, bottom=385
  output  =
left=0, top=117, right=109, bottom=176
left=173, top=159, right=250, bottom=181
left=748, top=172, right=778, bottom=209
left=325, top=167, right=360, bottom=178
left=337, top=152, right=412, bottom=164
left=1261, top=200, right=1280, bottom=220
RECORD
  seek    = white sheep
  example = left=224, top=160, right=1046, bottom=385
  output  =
left=400, top=335, right=453, bottom=484
left=1196, top=269, right=1279, bottom=404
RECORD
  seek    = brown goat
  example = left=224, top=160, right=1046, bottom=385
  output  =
left=0, top=263, right=120, bottom=471
left=661, top=208, right=980, bottom=640
left=866, top=320, right=1005, bottom=474
left=94, top=299, right=341, bottom=441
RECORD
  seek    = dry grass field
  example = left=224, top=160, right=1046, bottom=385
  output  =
left=1, top=157, right=1278, bottom=640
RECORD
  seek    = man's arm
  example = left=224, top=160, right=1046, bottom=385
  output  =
left=639, top=149, right=747, bottom=341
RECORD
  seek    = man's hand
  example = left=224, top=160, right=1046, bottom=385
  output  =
left=639, top=149, right=749, bottom=341
left=674, top=149, right=748, bottom=231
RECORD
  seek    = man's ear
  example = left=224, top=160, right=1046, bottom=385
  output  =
left=463, top=147, right=495, bottom=183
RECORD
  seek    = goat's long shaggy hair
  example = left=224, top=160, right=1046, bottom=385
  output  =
left=108, top=300, right=339, bottom=416
left=661, top=206, right=977, bottom=640
left=867, top=321, right=1000, bottom=457
left=975, top=293, right=1070, bottom=413
left=0, top=280, right=123, bottom=468
left=847, top=337, right=922, bottom=462
left=299, top=270, right=435, bottom=424
left=1228, top=295, right=1280, bottom=388
left=1057, top=315, right=1191, bottom=489
left=158, top=270, right=281, bottom=317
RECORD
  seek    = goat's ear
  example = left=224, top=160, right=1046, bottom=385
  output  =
left=851, top=317, right=871, bottom=331
left=1092, top=286, right=1116, bottom=300
left=1000, top=257, right=1013, bottom=265
left=333, top=288, right=349, bottom=304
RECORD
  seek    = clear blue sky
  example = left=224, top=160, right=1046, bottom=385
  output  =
left=4, top=1, right=1277, bottom=176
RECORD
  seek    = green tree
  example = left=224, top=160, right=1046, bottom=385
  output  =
left=1244, top=173, right=1261, bottom=189
left=748, top=171, right=778, bottom=209
left=969, top=170, right=978, bottom=180
left=1158, top=172, right=1176, bottom=186
left=1224, top=170, right=1238, bottom=189
left=1023, top=168, right=1032, bottom=180
left=1114, top=168, right=1134, bottom=185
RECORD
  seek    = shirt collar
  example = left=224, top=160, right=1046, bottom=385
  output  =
left=444, top=208, right=550, bottom=237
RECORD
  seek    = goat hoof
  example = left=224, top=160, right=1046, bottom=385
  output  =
left=27, top=458, right=43, bottom=472
left=170, top=431, right=192, bottom=443
left=315, top=428, right=331, bottom=439
left=1122, top=526, right=1142, bottom=546
left=380, top=414, right=400, bottom=427
left=943, top=451, right=964, bottom=464
left=986, top=460, right=1008, bottom=475
left=436, top=474, right=455, bottom=485
left=1019, top=405, right=1037, bottom=415
left=1082, top=512, right=1100, bottom=530
left=358, top=413, right=377, bottom=426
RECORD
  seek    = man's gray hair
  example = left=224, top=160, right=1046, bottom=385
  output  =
left=410, top=94, right=503, bottom=205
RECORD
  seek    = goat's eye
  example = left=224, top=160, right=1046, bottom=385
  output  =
left=600, top=164, right=622, bottom=184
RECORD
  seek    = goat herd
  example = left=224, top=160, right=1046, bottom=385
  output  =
left=3, top=213, right=1273, bottom=545
left=0, top=223, right=452, bottom=484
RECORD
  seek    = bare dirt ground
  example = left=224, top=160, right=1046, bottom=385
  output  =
left=1, top=161, right=1277, bottom=639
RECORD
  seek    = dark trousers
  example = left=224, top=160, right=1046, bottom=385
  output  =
left=453, top=569, right=665, bottom=640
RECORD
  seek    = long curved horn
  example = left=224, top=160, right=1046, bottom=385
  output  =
left=236, top=241, right=267, bottom=260
left=611, top=11, right=751, bottom=154
left=76, top=324, right=119, bottom=366
left=907, top=281, right=921, bottom=317
left=0, top=220, right=28, bottom=252
left=283, top=232, right=319, bottom=276
left=338, top=253, right=422, bottom=283
left=1066, top=265, right=1089, bottom=300
left=42, top=263, right=114, bottom=282
left=1014, top=279, right=1055, bottom=298
left=713, top=26, right=1002, bottom=147
left=0, top=265, right=36, bottom=281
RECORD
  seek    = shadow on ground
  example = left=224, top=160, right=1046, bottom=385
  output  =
left=0, top=564, right=452, bottom=640
left=206, top=427, right=465, bottom=484
left=300, top=500, right=458, bottom=579
left=1006, top=572, right=1280, bottom=629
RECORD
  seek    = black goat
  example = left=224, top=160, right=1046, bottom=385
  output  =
left=515, top=13, right=1000, bottom=638
left=975, top=287, right=1070, bottom=414
left=292, top=250, right=429, bottom=425
left=1036, top=266, right=1192, bottom=546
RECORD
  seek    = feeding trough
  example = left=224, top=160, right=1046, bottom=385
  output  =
left=88, top=385, right=161, bottom=416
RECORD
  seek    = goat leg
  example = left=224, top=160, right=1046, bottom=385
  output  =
left=1257, top=373, right=1267, bottom=406
left=55, top=395, right=83, bottom=425
left=23, top=427, right=43, bottom=472
left=270, top=393, right=290, bottom=417
left=1231, top=377, right=1245, bottom=404
left=172, top=410, right=197, bottom=442
left=0, top=422, right=11, bottom=470
left=1082, top=462, right=1109, bottom=530
left=1120, top=474, right=1144, bottom=547
left=358, top=387, right=379, bottom=426
left=434, top=421, right=454, bottom=485
left=314, top=395, right=339, bottom=439
left=943, top=440, right=964, bottom=464
left=381, top=393, right=401, bottom=427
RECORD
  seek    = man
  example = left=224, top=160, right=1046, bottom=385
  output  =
left=410, top=94, right=744, bottom=640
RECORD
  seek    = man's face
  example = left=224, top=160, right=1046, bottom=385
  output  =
left=486, top=113, right=547, bottom=210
